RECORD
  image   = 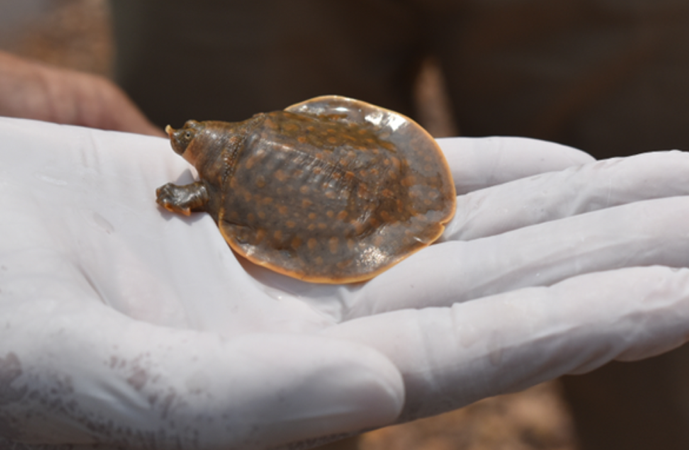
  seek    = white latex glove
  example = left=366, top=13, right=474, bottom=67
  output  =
left=3, top=116, right=689, bottom=449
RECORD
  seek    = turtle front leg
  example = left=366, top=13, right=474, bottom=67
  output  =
left=156, top=181, right=210, bottom=216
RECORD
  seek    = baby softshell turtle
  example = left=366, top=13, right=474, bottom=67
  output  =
left=156, top=95, right=456, bottom=283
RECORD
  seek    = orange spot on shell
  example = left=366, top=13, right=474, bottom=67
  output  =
left=308, top=238, right=317, bottom=250
left=256, top=175, right=266, bottom=188
left=300, top=185, right=310, bottom=194
left=274, top=230, right=283, bottom=241
left=286, top=220, right=296, bottom=228
left=302, top=199, right=313, bottom=208
left=291, top=236, right=302, bottom=249
left=329, top=237, right=339, bottom=254
left=351, top=219, right=366, bottom=234
left=337, top=210, right=348, bottom=221
left=278, top=205, right=288, bottom=215
left=274, top=170, right=288, bottom=182
left=401, top=175, right=416, bottom=187
left=326, top=211, right=335, bottom=218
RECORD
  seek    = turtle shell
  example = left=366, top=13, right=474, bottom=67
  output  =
left=167, top=96, right=456, bottom=283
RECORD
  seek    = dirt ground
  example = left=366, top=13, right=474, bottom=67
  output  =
left=0, top=1, right=581, bottom=448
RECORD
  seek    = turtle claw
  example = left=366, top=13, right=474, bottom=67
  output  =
left=156, top=183, right=192, bottom=215
left=155, top=181, right=210, bottom=216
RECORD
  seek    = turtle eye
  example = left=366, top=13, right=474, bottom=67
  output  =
left=170, top=126, right=197, bottom=156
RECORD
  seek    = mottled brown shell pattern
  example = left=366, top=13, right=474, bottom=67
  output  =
left=166, top=96, right=456, bottom=283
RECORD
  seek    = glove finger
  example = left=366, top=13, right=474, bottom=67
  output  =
left=0, top=258, right=402, bottom=449
left=444, top=150, right=689, bottom=241
left=348, top=196, right=689, bottom=317
left=324, top=266, right=689, bottom=422
left=436, top=136, right=594, bottom=195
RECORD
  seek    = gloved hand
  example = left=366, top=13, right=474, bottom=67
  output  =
left=3, top=116, right=689, bottom=450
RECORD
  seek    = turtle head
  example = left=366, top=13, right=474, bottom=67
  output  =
left=166, top=120, right=205, bottom=163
